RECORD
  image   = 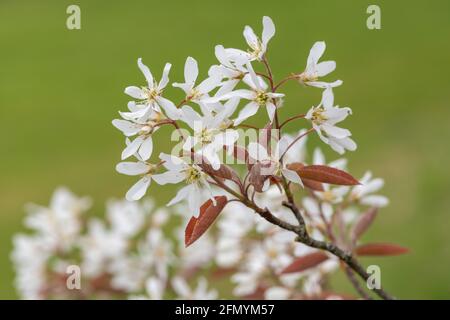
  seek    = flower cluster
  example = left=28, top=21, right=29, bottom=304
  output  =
left=11, top=188, right=218, bottom=299
left=12, top=150, right=390, bottom=300
left=11, top=16, right=407, bottom=301
left=112, top=16, right=354, bottom=208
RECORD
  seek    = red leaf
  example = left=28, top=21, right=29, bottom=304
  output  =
left=200, top=162, right=241, bottom=186
left=281, top=251, right=329, bottom=274
left=355, top=243, right=409, bottom=256
left=286, top=163, right=324, bottom=191
left=301, top=178, right=325, bottom=191
left=185, top=196, right=228, bottom=247
left=296, top=165, right=360, bottom=186
left=350, top=207, right=378, bottom=244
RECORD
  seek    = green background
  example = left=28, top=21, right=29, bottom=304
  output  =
left=1, top=0, right=449, bottom=299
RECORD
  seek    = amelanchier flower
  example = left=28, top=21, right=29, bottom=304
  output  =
left=306, top=87, right=356, bottom=154
left=211, top=62, right=284, bottom=124
left=152, top=153, right=215, bottom=216
left=116, top=142, right=160, bottom=201
left=180, top=102, right=239, bottom=170
left=349, top=171, right=389, bottom=207
left=124, top=58, right=180, bottom=120
left=171, top=276, right=218, bottom=300
left=208, top=45, right=249, bottom=97
left=247, top=137, right=304, bottom=187
left=226, top=16, right=275, bottom=62
left=112, top=108, right=162, bottom=160
left=297, top=41, right=342, bottom=88
left=173, top=56, right=222, bottom=105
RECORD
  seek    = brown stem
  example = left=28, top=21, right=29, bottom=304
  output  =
left=343, top=266, right=373, bottom=300
left=279, top=114, right=306, bottom=129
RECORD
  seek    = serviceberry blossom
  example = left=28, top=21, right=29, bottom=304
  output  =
left=8, top=15, right=405, bottom=301
left=124, top=58, right=180, bottom=120
left=297, top=41, right=343, bottom=88
left=306, top=87, right=356, bottom=154
left=349, top=171, right=389, bottom=207
left=152, top=153, right=216, bottom=215
left=173, top=57, right=222, bottom=105
left=224, top=16, right=275, bottom=62
left=211, top=62, right=284, bottom=124
left=247, top=137, right=304, bottom=186
left=180, top=103, right=239, bottom=170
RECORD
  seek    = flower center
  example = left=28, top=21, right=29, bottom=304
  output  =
left=184, top=166, right=203, bottom=184
left=188, top=88, right=202, bottom=101
left=321, top=190, right=335, bottom=202
left=311, top=107, right=328, bottom=125
left=195, top=128, right=215, bottom=144
left=255, top=91, right=269, bottom=106
left=298, top=72, right=319, bottom=83
left=143, top=86, right=161, bottom=103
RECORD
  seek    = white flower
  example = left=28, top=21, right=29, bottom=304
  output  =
left=247, top=137, right=304, bottom=186
left=80, top=219, right=128, bottom=277
left=297, top=41, right=342, bottom=88
left=173, top=56, right=222, bottom=105
left=306, top=87, right=356, bottom=154
left=264, top=286, right=291, bottom=300
left=350, top=171, right=389, bottom=207
left=215, top=202, right=254, bottom=267
left=228, top=16, right=275, bottom=61
left=212, top=62, right=284, bottom=124
left=106, top=199, right=146, bottom=237
left=116, top=158, right=157, bottom=201
left=112, top=110, right=161, bottom=160
left=209, top=45, right=248, bottom=97
left=180, top=104, right=239, bottom=170
left=144, top=277, right=166, bottom=300
left=23, top=187, right=90, bottom=251
left=172, top=276, right=218, bottom=300
left=152, top=153, right=215, bottom=216
left=124, top=58, right=180, bottom=120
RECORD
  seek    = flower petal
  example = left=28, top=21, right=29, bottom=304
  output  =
left=138, top=136, right=153, bottom=160
left=126, top=177, right=151, bottom=201
left=262, top=16, right=275, bottom=47
left=116, top=162, right=149, bottom=176
left=137, top=58, right=154, bottom=87
left=125, top=86, right=145, bottom=99
left=121, top=136, right=145, bottom=160
left=184, top=56, right=199, bottom=85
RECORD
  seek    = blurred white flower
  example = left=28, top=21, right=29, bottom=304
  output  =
left=350, top=171, right=389, bottom=207
left=172, top=277, right=218, bottom=300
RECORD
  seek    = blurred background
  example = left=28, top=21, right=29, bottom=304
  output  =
left=1, top=0, right=449, bottom=299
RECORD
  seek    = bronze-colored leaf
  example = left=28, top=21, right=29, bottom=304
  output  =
left=296, top=165, right=360, bottom=186
left=286, top=163, right=324, bottom=191
left=185, top=196, right=228, bottom=247
left=355, top=243, right=409, bottom=256
left=350, top=207, right=378, bottom=244
left=281, top=251, right=329, bottom=274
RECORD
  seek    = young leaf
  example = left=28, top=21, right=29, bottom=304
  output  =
left=281, top=251, right=329, bottom=274
left=185, top=196, right=228, bottom=247
left=200, top=162, right=241, bottom=186
left=355, top=243, right=409, bottom=256
left=301, top=178, right=325, bottom=191
left=350, top=207, right=378, bottom=244
left=295, top=165, right=359, bottom=186
left=286, top=163, right=324, bottom=191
